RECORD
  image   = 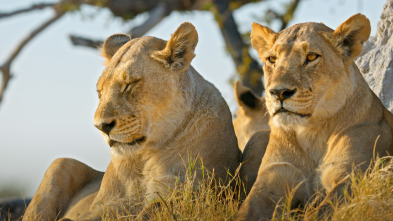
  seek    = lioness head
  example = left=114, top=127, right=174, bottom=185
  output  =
left=94, top=23, right=198, bottom=155
left=251, top=14, right=370, bottom=129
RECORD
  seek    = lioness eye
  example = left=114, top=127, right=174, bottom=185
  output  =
left=268, top=56, right=277, bottom=64
left=122, top=79, right=140, bottom=94
left=122, top=84, right=132, bottom=94
left=306, top=53, right=319, bottom=62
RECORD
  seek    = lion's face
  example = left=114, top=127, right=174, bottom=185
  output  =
left=251, top=15, right=370, bottom=129
left=94, top=23, right=198, bottom=155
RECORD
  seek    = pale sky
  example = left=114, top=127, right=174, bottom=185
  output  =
left=0, top=0, right=386, bottom=196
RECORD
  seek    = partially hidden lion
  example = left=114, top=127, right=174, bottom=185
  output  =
left=233, top=80, right=269, bottom=152
left=233, top=81, right=270, bottom=194
left=236, top=14, right=393, bottom=220
left=24, top=22, right=241, bottom=220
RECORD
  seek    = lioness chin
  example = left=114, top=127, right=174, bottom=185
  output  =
left=237, top=14, right=393, bottom=220
left=24, top=22, right=240, bottom=220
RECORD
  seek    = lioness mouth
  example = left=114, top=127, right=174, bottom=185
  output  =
left=109, top=136, right=146, bottom=147
left=273, top=108, right=311, bottom=118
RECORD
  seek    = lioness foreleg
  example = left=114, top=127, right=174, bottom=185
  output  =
left=236, top=162, right=310, bottom=221
left=23, top=158, right=103, bottom=220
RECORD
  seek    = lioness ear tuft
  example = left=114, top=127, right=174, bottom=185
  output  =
left=333, top=13, right=370, bottom=60
left=152, top=22, right=198, bottom=72
left=102, top=34, right=131, bottom=62
left=250, top=22, right=278, bottom=58
left=235, top=80, right=260, bottom=110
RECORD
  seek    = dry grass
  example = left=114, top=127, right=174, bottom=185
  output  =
left=99, top=159, right=244, bottom=221
left=101, top=157, right=393, bottom=221
left=272, top=156, right=393, bottom=221
left=4, top=157, right=392, bottom=220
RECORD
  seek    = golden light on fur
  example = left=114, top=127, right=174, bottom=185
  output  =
left=332, top=13, right=371, bottom=61
left=237, top=14, right=393, bottom=221
left=151, top=22, right=198, bottom=72
left=250, top=22, right=277, bottom=58
left=101, top=33, right=131, bottom=63
left=24, top=22, right=240, bottom=220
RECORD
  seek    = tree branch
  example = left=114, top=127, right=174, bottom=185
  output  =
left=69, top=35, right=103, bottom=49
left=0, top=12, right=65, bottom=107
left=69, top=3, right=171, bottom=48
left=213, top=0, right=264, bottom=95
left=0, top=3, right=55, bottom=19
left=279, top=0, right=302, bottom=30
left=126, top=3, right=171, bottom=38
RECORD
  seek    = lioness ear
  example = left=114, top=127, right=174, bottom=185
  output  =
left=152, top=22, right=198, bottom=72
left=250, top=22, right=278, bottom=56
left=332, top=13, right=370, bottom=60
left=235, top=80, right=260, bottom=110
left=102, top=34, right=131, bottom=62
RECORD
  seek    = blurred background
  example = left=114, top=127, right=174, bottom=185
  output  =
left=0, top=0, right=386, bottom=197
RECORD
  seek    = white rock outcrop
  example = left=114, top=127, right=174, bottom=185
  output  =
left=356, top=0, right=393, bottom=112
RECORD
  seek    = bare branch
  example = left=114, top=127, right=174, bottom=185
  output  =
left=279, top=0, right=302, bottom=30
left=70, top=3, right=171, bottom=48
left=126, top=3, right=171, bottom=38
left=0, top=3, right=55, bottom=19
left=69, top=35, right=102, bottom=49
left=0, top=11, right=65, bottom=106
left=213, top=0, right=264, bottom=95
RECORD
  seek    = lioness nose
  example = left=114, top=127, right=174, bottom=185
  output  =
left=269, top=88, right=297, bottom=101
left=95, top=120, right=116, bottom=135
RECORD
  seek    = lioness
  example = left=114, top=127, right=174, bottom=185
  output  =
left=24, top=22, right=240, bottom=220
left=233, top=81, right=270, bottom=194
left=236, top=14, right=393, bottom=220
left=233, top=80, right=269, bottom=152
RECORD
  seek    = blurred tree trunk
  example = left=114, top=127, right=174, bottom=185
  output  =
left=213, top=0, right=264, bottom=95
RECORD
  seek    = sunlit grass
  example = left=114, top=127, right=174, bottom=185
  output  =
left=271, top=156, right=393, bottom=221
left=4, top=157, right=392, bottom=220
left=98, top=157, right=393, bottom=220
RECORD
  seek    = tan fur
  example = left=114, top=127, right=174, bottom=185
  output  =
left=237, top=14, right=393, bottom=220
left=24, top=23, right=240, bottom=220
left=233, top=80, right=269, bottom=151
left=238, top=131, right=270, bottom=195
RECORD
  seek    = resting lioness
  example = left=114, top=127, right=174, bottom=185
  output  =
left=24, top=22, right=240, bottom=220
left=237, top=14, right=393, bottom=220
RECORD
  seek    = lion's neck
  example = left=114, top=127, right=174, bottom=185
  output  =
left=144, top=67, right=202, bottom=148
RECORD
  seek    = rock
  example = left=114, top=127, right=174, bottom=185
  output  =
left=356, top=0, right=393, bottom=112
